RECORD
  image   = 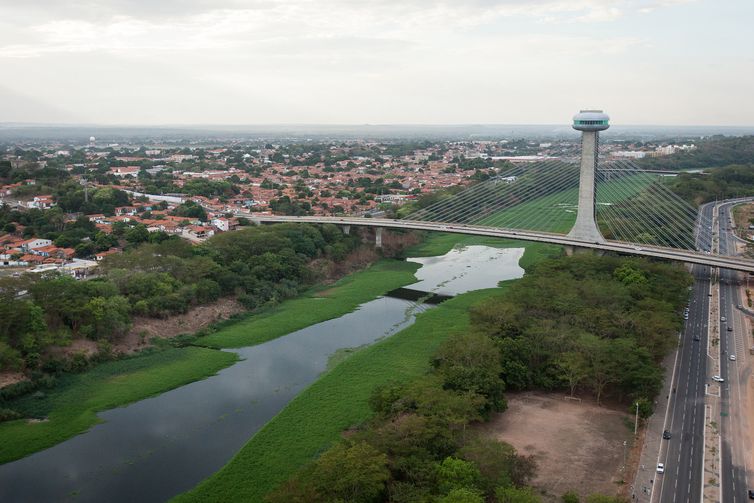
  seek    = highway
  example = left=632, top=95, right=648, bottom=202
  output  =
left=657, top=202, right=713, bottom=503
left=717, top=201, right=752, bottom=502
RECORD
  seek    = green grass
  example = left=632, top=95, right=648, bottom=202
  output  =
left=0, top=347, right=238, bottom=464
left=197, top=259, right=420, bottom=349
left=174, top=240, right=561, bottom=503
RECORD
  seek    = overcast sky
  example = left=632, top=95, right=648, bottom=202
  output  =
left=0, top=0, right=752, bottom=126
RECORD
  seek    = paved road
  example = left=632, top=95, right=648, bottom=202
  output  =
left=657, top=202, right=714, bottom=503
left=717, top=202, right=752, bottom=502
left=245, top=213, right=754, bottom=272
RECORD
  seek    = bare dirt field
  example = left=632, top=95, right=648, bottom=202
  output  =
left=480, top=392, right=635, bottom=502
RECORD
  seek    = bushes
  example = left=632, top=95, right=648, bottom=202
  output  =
left=0, top=223, right=369, bottom=375
left=469, top=254, right=690, bottom=405
left=266, top=330, right=531, bottom=503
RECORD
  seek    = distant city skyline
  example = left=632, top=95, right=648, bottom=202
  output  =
left=1, top=0, right=753, bottom=126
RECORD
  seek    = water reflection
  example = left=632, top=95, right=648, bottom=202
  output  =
left=0, top=245, right=525, bottom=503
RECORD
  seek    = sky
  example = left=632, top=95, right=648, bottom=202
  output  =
left=0, top=0, right=752, bottom=126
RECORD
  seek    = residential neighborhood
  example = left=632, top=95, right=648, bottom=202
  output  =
left=0, top=134, right=694, bottom=276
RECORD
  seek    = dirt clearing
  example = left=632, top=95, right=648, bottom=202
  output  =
left=480, top=392, right=634, bottom=501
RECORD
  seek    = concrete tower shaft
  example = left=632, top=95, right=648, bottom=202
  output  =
left=566, top=110, right=609, bottom=243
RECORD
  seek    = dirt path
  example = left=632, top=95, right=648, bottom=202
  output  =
left=480, top=392, right=634, bottom=502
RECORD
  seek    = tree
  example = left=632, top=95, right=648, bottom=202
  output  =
left=432, top=332, right=506, bottom=415
left=556, top=352, right=589, bottom=397
left=459, top=437, right=537, bottom=491
left=125, top=224, right=149, bottom=245
left=583, top=336, right=619, bottom=405
left=75, top=242, right=95, bottom=258
left=438, top=488, right=485, bottom=503
left=437, top=457, right=481, bottom=494
left=496, top=486, right=541, bottom=503
left=310, top=441, right=389, bottom=503
left=172, top=200, right=207, bottom=220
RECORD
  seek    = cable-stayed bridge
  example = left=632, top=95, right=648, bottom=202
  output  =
left=243, top=160, right=754, bottom=272
left=241, top=111, right=754, bottom=273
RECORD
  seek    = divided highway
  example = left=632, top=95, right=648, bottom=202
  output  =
left=655, top=199, right=753, bottom=502
left=657, top=202, right=713, bottom=503
left=717, top=202, right=752, bottom=502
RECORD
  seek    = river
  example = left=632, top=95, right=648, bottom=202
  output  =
left=0, top=245, right=524, bottom=503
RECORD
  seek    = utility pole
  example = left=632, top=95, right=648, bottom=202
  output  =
left=634, top=401, right=640, bottom=436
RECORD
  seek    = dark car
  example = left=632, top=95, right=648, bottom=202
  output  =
left=748, top=489, right=754, bottom=499
left=663, top=430, right=672, bottom=440
left=727, top=326, right=733, bottom=332
left=693, top=335, right=701, bottom=341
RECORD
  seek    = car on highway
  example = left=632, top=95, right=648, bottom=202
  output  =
left=663, top=430, right=672, bottom=439
left=730, top=355, right=737, bottom=361
left=656, top=463, right=665, bottom=474
left=721, top=316, right=727, bottom=322
left=748, top=489, right=754, bottom=499
left=712, top=375, right=725, bottom=382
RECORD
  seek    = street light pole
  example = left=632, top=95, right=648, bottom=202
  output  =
left=634, top=401, right=639, bottom=436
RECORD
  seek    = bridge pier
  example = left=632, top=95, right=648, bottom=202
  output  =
left=375, top=227, right=383, bottom=248
left=564, top=245, right=604, bottom=257
left=343, top=225, right=350, bottom=235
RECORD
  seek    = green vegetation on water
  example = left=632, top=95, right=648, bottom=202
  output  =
left=174, top=287, right=512, bottom=503
left=0, top=347, right=238, bottom=464
left=197, top=259, right=420, bottom=349
left=0, top=254, right=422, bottom=462
left=174, top=238, right=562, bottom=503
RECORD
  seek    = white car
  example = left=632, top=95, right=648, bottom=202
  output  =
left=657, top=463, right=665, bottom=474
left=730, top=355, right=736, bottom=361
left=712, top=375, right=725, bottom=383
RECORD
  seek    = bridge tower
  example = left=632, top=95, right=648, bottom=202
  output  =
left=567, top=110, right=609, bottom=244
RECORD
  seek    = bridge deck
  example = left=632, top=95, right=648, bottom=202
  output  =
left=245, top=215, right=754, bottom=273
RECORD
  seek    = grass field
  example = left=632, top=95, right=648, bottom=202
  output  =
left=173, top=238, right=562, bottom=503
left=475, top=173, right=654, bottom=234
left=0, top=347, right=238, bottom=464
left=196, top=259, right=420, bottom=349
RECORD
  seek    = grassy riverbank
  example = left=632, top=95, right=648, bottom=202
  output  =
left=197, top=259, right=420, bottom=349
left=174, top=237, right=562, bottom=503
left=174, top=287, right=508, bottom=503
left=0, top=257, right=421, bottom=464
left=0, top=347, right=238, bottom=464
